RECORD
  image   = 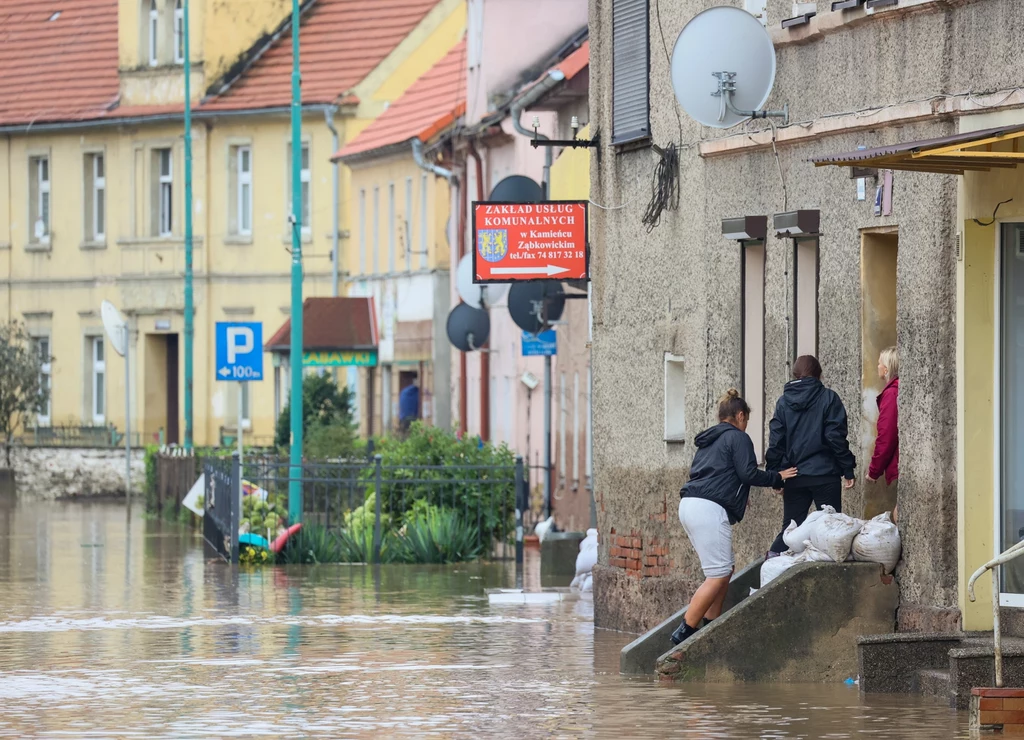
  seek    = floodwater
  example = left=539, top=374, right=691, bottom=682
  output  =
left=0, top=501, right=969, bottom=739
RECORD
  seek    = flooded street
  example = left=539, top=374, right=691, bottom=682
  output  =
left=0, top=501, right=969, bottom=738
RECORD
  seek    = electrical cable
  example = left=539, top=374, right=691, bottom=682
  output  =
left=974, top=198, right=1013, bottom=227
left=641, top=143, right=680, bottom=232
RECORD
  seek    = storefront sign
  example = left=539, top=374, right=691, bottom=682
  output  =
left=302, top=350, right=377, bottom=367
left=472, top=201, right=589, bottom=283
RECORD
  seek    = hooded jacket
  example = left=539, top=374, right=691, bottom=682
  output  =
left=868, top=377, right=899, bottom=485
left=765, top=377, right=856, bottom=485
left=681, top=423, right=783, bottom=524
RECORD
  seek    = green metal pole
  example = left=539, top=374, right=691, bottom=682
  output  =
left=183, top=0, right=194, bottom=451
left=288, top=0, right=304, bottom=523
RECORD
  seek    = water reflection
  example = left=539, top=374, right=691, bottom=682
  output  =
left=0, top=502, right=968, bottom=738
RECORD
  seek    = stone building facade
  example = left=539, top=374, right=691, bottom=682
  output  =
left=587, top=0, right=1024, bottom=634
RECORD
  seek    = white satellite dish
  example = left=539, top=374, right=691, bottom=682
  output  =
left=456, top=254, right=508, bottom=309
left=671, top=5, right=788, bottom=129
left=101, top=300, right=127, bottom=357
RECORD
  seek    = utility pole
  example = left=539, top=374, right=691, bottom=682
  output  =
left=183, top=0, right=194, bottom=450
left=287, top=0, right=304, bottom=523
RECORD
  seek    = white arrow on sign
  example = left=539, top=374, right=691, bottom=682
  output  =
left=218, top=367, right=231, bottom=377
left=491, top=265, right=570, bottom=277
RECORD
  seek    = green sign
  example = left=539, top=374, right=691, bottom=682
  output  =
left=302, top=350, right=378, bottom=367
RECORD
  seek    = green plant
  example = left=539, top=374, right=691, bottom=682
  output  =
left=277, top=524, right=342, bottom=564
left=394, top=507, right=483, bottom=564
left=0, top=321, right=49, bottom=467
left=305, top=420, right=359, bottom=460
left=275, top=374, right=355, bottom=449
left=143, top=445, right=159, bottom=511
left=240, top=545, right=270, bottom=565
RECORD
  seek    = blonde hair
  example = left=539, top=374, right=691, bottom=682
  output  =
left=880, top=346, right=899, bottom=380
left=717, top=388, right=750, bottom=421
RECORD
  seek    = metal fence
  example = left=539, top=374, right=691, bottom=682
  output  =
left=20, top=422, right=142, bottom=448
left=203, top=456, right=239, bottom=562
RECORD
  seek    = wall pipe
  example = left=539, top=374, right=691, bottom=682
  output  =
left=467, top=142, right=489, bottom=442
left=324, top=108, right=340, bottom=297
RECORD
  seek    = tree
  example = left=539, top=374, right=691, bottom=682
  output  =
left=274, top=373, right=355, bottom=449
left=0, top=321, right=49, bottom=467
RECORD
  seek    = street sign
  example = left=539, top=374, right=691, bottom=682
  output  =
left=215, top=322, right=263, bottom=381
left=472, top=201, right=589, bottom=284
left=521, top=330, right=557, bottom=357
left=302, top=350, right=378, bottom=367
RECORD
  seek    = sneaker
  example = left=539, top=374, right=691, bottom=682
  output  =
left=670, top=621, right=698, bottom=645
left=702, top=617, right=713, bottom=628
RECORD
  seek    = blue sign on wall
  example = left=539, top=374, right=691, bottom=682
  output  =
left=215, top=322, right=264, bottom=381
left=521, top=330, right=557, bottom=357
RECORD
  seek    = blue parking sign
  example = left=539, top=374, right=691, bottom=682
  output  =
left=521, top=330, right=557, bottom=357
left=215, top=322, right=263, bottom=381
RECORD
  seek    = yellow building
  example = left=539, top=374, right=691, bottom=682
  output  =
left=0, top=0, right=465, bottom=447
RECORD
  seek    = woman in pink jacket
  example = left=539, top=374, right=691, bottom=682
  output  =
left=867, top=347, right=899, bottom=521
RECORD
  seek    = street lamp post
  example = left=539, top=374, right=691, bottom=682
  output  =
left=287, top=0, right=304, bottom=523
left=183, top=0, right=194, bottom=450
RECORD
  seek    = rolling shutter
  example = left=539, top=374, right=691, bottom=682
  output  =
left=612, top=0, right=650, bottom=145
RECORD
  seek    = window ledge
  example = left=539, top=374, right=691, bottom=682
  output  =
left=664, top=437, right=687, bottom=445
left=25, top=242, right=52, bottom=253
left=612, top=135, right=652, bottom=153
left=0, top=242, right=10, bottom=251
left=117, top=236, right=205, bottom=248
left=281, top=233, right=314, bottom=245
left=224, top=235, right=254, bottom=246
left=80, top=240, right=107, bottom=251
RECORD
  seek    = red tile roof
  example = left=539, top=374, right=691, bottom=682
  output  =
left=555, top=40, right=588, bottom=82
left=202, top=0, right=440, bottom=112
left=334, top=37, right=465, bottom=160
left=0, top=0, right=119, bottom=126
left=264, top=297, right=379, bottom=352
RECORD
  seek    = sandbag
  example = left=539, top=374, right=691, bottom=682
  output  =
left=802, top=541, right=834, bottom=562
left=760, top=551, right=807, bottom=588
left=570, top=529, right=599, bottom=590
left=782, top=507, right=832, bottom=552
left=852, top=512, right=902, bottom=574
left=809, top=511, right=864, bottom=563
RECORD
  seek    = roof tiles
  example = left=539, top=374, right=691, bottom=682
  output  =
left=334, top=36, right=466, bottom=160
left=264, top=297, right=379, bottom=352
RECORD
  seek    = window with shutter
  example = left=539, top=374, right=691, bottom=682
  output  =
left=612, top=0, right=650, bottom=145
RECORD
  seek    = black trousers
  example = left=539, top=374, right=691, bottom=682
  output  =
left=768, top=481, right=843, bottom=553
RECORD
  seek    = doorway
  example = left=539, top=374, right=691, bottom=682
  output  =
left=166, top=335, right=179, bottom=444
left=1000, top=223, right=1024, bottom=597
left=861, top=229, right=898, bottom=519
left=144, top=333, right=179, bottom=445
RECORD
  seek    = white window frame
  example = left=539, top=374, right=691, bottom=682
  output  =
left=92, top=336, right=106, bottom=424
left=33, top=336, right=51, bottom=426
left=174, top=0, right=184, bottom=64
left=158, top=148, right=173, bottom=236
left=372, top=186, right=380, bottom=274
left=32, top=156, right=51, bottom=245
left=419, top=174, right=428, bottom=269
left=664, top=353, right=687, bottom=443
left=286, top=142, right=312, bottom=238
left=149, top=0, right=159, bottom=67
left=92, top=153, right=106, bottom=242
left=388, top=182, right=396, bottom=273
left=359, top=189, right=367, bottom=274
left=236, top=145, right=252, bottom=236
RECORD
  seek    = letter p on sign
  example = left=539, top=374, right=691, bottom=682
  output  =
left=227, top=326, right=254, bottom=364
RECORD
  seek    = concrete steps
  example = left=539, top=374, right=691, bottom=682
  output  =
left=914, top=668, right=951, bottom=699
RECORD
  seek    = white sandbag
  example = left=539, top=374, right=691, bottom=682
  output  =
left=749, top=587, right=758, bottom=596
left=809, top=511, right=865, bottom=563
left=760, top=551, right=807, bottom=588
left=852, top=512, right=902, bottom=574
left=782, top=507, right=832, bottom=552
left=575, top=529, right=598, bottom=576
left=580, top=573, right=593, bottom=593
left=802, top=541, right=834, bottom=562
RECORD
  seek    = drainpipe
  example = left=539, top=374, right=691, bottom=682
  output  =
left=324, top=107, right=341, bottom=297
left=467, top=142, right=489, bottom=442
left=412, top=138, right=457, bottom=182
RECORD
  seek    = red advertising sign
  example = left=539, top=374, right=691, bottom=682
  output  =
left=472, top=201, right=589, bottom=283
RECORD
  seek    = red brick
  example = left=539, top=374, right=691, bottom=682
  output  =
left=644, top=556, right=659, bottom=566
left=616, top=536, right=630, bottom=548
left=980, top=698, right=1004, bottom=711
left=610, top=557, right=627, bottom=569
left=1006, top=699, right=1024, bottom=711
left=981, top=711, right=1024, bottom=725
left=610, top=547, right=623, bottom=558
left=974, top=688, right=1024, bottom=698
left=632, top=537, right=642, bottom=549
left=1002, top=724, right=1024, bottom=735
left=626, top=558, right=641, bottom=571
left=658, top=557, right=668, bottom=566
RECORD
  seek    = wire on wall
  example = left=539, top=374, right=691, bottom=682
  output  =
left=974, top=198, right=1013, bottom=227
left=641, top=143, right=680, bottom=232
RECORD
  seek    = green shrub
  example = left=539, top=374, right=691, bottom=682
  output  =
left=305, top=420, right=359, bottom=461
left=394, top=507, right=483, bottom=564
left=275, top=374, right=355, bottom=449
left=278, top=524, right=342, bottom=564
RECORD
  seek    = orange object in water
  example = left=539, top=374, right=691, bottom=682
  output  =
left=270, top=523, right=303, bottom=554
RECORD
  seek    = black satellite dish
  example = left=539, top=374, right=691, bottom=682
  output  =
left=489, top=175, right=544, bottom=203
left=508, top=282, right=565, bottom=334
left=446, top=303, right=490, bottom=352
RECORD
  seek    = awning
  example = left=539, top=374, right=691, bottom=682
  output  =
left=813, top=123, right=1024, bottom=175
left=264, top=297, right=379, bottom=367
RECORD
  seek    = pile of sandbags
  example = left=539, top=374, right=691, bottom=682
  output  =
left=570, top=528, right=598, bottom=592
left=760, top=507, right=902, bottom=588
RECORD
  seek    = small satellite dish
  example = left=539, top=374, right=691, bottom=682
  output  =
left=489, top=175, right=544, bottom=203
left=446, top=303, right=491, bottom=352
left=457, top=254, right=509, bottom=308
left=101, top=300, right=127, bottom=357
left=508, top=282, right=565, bottom=335
left=670, top=6, right=787, bottom=129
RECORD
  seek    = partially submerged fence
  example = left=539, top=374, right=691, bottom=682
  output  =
left=203, top=456, right=239, bottom=562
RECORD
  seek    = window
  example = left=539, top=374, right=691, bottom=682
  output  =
left=612, top=0, right=650, bottom=145
left=29, top=156, right=51, bottom=244
left=286, top=142, right=311, bottom=238
left=229, top=145, right=252, bottom=236
left=91, top=337, right=106, bottom=424
left=372, top=186, right=380, bottom=274
left=32, top=337, right=51, bottom=426
left=419, top=174, right=428, bottom=269
left=153, top=148, right=173, bottom=236
left=174, top=0, right=184, bottom=64
left=148, top=0, right=159, bottom=66
left=794, top=239, right=819, bottom=359
left=358, top=189, right=367, bottom=274
left=404, top=177, right=412, bottom=270
left=742, top=241, right=766, bottom=460
left=388, top=183, right=396, bottom=273
left=84, top=153, right=106, bottom=243
left=664, top=354, right=686, bottom=442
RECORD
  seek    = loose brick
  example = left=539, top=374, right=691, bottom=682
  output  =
left=980, top=698, right=1004, bottom=711
left=981, top=711, right=1024, bottom=725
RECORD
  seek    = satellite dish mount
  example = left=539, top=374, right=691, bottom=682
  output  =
left=711, top=71, right=789, bottom=125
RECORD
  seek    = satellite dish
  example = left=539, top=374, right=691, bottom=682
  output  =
left=489, top=175, right=544, bottom=203
left=457, top=254, right=509, bottom=308
left=101, top=300, right=127, bottom=357
left=508, top=282, right=565, bottom=334
left=446, top=303, right=490, bottom=352
left=670, top=6, right=787, bottom=129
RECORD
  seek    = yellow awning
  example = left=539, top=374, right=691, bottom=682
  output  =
left=813, top=123, right=1024, bottom=175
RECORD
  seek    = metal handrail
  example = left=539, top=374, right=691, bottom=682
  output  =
left=967, top=539, right=1024, bottom=687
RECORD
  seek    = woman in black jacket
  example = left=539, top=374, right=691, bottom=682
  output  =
left=765, top=355, right=857, bottom=556
left=671, top=389, right=797, bottom=645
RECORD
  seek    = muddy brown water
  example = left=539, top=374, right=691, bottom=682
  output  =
left=0, top=502, right=968, bottom=738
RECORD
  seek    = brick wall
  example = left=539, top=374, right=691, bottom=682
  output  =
left=609, top=527, right=675, bottom=579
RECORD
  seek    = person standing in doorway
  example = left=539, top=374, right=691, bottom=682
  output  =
left=766, top=355, right=857, bottom=556
left=398, top=382, right=420, bottom=433
left=671, top=389, right=797, bottom=645
left=867, top=347, right=899, bottom=523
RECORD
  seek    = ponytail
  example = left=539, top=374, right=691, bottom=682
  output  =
left=718, top=388, right=750, bottom=422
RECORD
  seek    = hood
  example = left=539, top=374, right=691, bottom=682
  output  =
left=694, top=422, right=740, bottom=448
left=783, top=376, right=826, bottom=410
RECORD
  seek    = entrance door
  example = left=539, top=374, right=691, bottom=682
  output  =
left=1000, top=223, right=1024, bottom=596
left=166, top=334, right=179, bottom=445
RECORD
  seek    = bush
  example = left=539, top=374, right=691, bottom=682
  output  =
left=394, top=507, right=483, bottom=564
left=278, top=525, right=342, bottom=564
left=275, top=374, right=355, bottom=449
left=305, top=420, right=359, bottom=461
